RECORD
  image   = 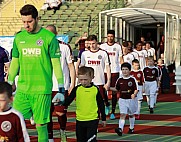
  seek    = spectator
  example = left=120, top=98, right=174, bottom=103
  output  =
left=41, top=0, right=67, bottom=14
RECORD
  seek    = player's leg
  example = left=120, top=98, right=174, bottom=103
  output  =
left=13, top=92, right=32, bottom=119
left=149, top=81, right=157, bottom=113
left=115, top=98, right=127, bottom=136
left=135, top=86, right=143, bottom=119
left=145, top=81, right=151, bottom=109
left=108, top=73, right=119, bottom=119
left=54, top=90, right=68, bottom=142
left=87, top=119, right=99, bottom=142
left=48, top=102, right=54, bottom=142
left=128, top=114, right=135, bottom=134
left=98, top=85, right=110, bottom=115
left=154, top=92, right=158, bottom=107
left=31, top=94, right=51, bottom=142
left=49, top=91, right=68, bottom=141
left=76, top=120, right=87, bottom=142
left=128, top=99, right=137, bottom=134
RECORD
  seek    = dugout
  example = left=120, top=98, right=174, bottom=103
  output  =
left=98, top=8, right=181, bottom=93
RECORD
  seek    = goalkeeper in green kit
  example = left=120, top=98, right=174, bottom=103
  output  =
left=8, top=4, right=64, bottom=142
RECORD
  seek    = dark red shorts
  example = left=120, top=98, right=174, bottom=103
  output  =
left=105, top=73, right=119, bottom=87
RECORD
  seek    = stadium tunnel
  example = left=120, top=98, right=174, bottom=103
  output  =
left=98, top=8, right=181, bottom=93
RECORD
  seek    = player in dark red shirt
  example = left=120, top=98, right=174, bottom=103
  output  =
left=143, top=56, right=159, bottom=114
left=0, top=82, right=30, bottom=141
left=110, top=62, right=138, bottom=136
left=130, top=59, right=145, bottom=119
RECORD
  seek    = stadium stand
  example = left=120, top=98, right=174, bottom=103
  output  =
left=0, top=0, right=124, bottom=51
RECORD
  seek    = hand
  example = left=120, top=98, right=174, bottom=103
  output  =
left=131, top=94, right=136, bottom=99
left=52, top=92, right=65, bottom=106
left=68, top=85, right=74, bottom=94
left=102, top=121, right=106, bottom=127
left=104, top=82, right=110, bottom=91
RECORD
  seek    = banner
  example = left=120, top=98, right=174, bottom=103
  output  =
left=0, top=35, right=69, bottom=54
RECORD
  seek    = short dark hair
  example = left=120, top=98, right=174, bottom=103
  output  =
left=78, top=66, right=94, bottom=77
left=107, top=30, right=115, bottom=36
left=20, top=4, right=38, bottom=19
left=122, top=41, right=128, bottom=47
left=0, top=82, right=12, bottom=99
left=148, top=56, right=154, bottom=61
left=46, top=24, right=57, bottom=34
left=135, top=40, right=142, bottom=46
left=121, top=62, right=131, bottom=71
left=87, top=35, right=97, bottom=42
left=132, top=59, right=139, bottom=64
left=146, top=41, right=151, bottom=45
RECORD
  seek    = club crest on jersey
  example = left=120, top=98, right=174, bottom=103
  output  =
left=128, top=81, right=133, bottom=87
left=137, top=73, right=141, bottom=78
left=152, top=70, right=155, bottom=74
left=98, top=55, right=102, bottom=59
left=113, top=48, right=117, bottom=51
left=1, top=121, right=11, bottom=132
left=36, top=39, right=43, bottom=46
left=127, top=57, right=130, bottom=60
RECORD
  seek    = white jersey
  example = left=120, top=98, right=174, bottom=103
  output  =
left=53, top=41, right=74, bottom=91
left=100, top=42, right=122, bottom=73
left=122, top=53, right=135, bottom=65
left=133, top=49, right=148, bottom=70
left=130, top=51, right=139, bottom=60
left=147, top=48, right=155, bottom=57
left=81, top=49, right=110, bottom=85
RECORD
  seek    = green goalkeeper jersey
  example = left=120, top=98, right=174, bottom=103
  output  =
left=12, top=28, right=60, bottom=94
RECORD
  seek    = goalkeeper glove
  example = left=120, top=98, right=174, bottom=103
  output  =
left=52, top=84, right=65, bottom=106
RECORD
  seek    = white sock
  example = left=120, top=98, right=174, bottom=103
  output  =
left=48, top=139, right=54, bottom=142
left=155, top=93, right=158, bottom=104
left=129, top=117, right=135, bottom=129
left=137, top=100, right=142, bottom=115
left=119, top=119, right=125, bottom=131
left=150, top=94, right=155, bottom=108
left=146, top=95, right=150, bottom=106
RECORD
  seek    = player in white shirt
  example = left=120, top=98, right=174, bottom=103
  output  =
left=80, top=35, right=111, bottom=114
left=100, top=30, right=123, bottom=119
left=127, top=41, right=139, bottom=60
left=46, top=25, right=76, bottom=142
left=145, top=42, right=156, bottom=61
left=75, top=40, right=90, bottom=76
left=122, top=41, right=135, bottom=65
left=133, top=41, right=148, bottom=70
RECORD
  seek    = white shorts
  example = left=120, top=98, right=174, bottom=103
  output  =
left=118, top=98, right=138, bottom=115
left=145, top=81, right=157, bottom=95
left=137, top=85, right=143, bottom=100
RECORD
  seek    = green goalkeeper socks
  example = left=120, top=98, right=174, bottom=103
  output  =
left=36, top=124, right=48, bottom=142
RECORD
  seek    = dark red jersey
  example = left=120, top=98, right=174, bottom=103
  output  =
left=130, top=70, right=144, bottom=85
left=143, top=66, right=159, bottom=81
left=115, top=76, right=138, bottom=99
left=0, top=108, right=30, bottom=142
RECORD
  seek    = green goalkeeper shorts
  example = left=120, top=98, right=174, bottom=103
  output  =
left=13, top=92, right=51, bottom=124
